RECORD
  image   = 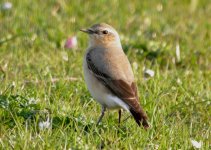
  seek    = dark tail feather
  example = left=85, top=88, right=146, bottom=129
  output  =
left=130, top=108, right=149, bottom=129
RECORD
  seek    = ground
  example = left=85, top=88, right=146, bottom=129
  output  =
left=0, top=0, right=210, bottom=149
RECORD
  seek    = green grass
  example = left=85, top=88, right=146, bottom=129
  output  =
left=0, top=0, right=211, bottom=149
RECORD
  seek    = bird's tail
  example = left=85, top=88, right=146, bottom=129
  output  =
left=130, top=108, right=149, bottom=129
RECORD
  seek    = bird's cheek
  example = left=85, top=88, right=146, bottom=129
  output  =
left=92, top=34, right=99, bottom=39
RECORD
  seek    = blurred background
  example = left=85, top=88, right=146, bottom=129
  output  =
left=1, top=0, right=210, bottom=78
left=0, top=0, right=210, bottom=149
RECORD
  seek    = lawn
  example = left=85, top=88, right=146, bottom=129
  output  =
left=0, top=0, right=210, bottom=149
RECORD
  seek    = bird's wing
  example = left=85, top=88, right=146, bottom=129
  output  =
left=86, top=48, right=149, bottom=127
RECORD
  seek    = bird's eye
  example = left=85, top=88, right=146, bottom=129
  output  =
left=102, top=30, right=108, bottom=34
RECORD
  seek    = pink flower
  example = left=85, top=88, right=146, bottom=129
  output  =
left=64, top=36, right=77, bottom=49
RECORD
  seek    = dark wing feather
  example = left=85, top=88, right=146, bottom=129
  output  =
left=86, top=51, right=149, bottom=128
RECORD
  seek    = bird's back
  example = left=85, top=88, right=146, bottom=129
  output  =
left=87, top=46, right=135, bottom=84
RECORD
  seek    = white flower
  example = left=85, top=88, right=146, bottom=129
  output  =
left=39, top=117, right=51, bottom=130
left=190, top=139, right=202, bottom=149
left=143, top=68, right=155, bottom=79
left=2, top=2, right=12, bottom=10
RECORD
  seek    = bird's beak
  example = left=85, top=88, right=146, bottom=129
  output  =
left=80, top=28, right=94, bottom=34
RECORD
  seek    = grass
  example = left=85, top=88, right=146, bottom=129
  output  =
left=0, top=0, right=211, bottom=149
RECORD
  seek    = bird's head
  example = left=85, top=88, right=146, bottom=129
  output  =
left=80, top=23, right=121, bottom=48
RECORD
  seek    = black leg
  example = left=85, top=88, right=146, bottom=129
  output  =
left=97, top=106, right=106, bottom=125
left=118, top=109, right=121, bottom=124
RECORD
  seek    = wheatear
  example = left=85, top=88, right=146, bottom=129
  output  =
left=81, top=23, right=149, bottom=128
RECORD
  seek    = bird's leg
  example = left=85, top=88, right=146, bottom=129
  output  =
left=97, top=106, right=106, bottom=125
left=118, top=109, right=121, bottom=124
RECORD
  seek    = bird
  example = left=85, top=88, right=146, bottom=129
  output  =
left=80, top=23, right=149, bottom=128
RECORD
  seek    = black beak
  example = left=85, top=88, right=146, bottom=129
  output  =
left=80, top=28, right=95, bottom=34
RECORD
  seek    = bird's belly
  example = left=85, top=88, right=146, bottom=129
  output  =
left=83, top=61, right=128, bottom=111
